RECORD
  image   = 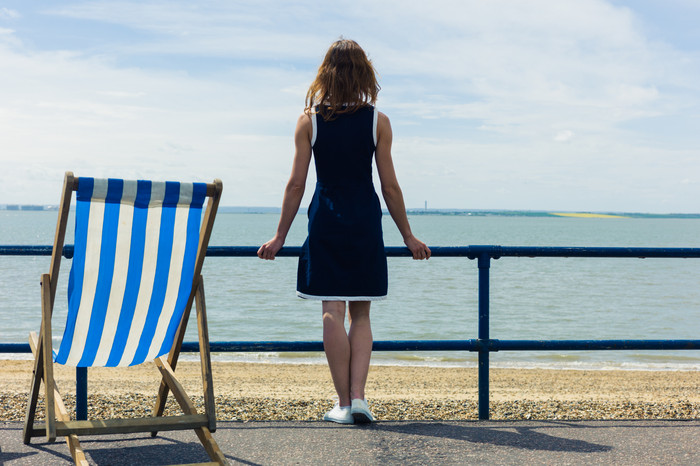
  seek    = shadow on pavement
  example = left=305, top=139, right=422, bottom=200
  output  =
left=81, top=436, right=208, bottom=465
left=373, top=422, right=613, bottom=452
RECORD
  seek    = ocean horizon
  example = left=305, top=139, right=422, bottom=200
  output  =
left=2, top=204, right=700, bottom=219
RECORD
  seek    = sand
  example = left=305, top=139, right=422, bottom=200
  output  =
left=2, top=360, right=698, bottom=421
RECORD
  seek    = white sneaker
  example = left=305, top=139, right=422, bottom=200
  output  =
left=323, top=403, right=353, bottom=424
left=351, top=398, right=374, bottom=423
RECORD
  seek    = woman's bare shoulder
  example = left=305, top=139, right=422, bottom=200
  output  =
left=376, top=111, right=392, bottom=135
left=297, top=112, right=313, bottom=125
left=295, top=112, right=313, bottom=136
left=377, top=110, right=390, bottom=123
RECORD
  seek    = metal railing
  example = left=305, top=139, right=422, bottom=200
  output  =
left=2, top=244, right=700, bottom=420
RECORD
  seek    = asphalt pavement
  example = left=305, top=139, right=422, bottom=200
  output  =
left=2, top=419, right=699, bottom=465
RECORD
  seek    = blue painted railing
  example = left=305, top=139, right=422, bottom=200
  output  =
left=1, top=244, right=699, bottom=420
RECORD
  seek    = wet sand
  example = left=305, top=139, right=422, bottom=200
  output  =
left=2, top=360, right=698, bottom=421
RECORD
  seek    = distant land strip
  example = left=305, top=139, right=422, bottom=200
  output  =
left=404, top=209, right=700, bottom=219
left=550, top=212, right=628, bottom=219
left=2, top=204, right=699, bottom=219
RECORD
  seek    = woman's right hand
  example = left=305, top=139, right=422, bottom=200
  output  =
left=258, top=236, right=285, bottom=260
left=404, top=235, right=431, bottom=260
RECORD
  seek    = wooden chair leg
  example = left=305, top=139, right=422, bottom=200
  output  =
left=195, top=276, right=216, bottom=432
left=23, top=332, right=43, bottom=444
left=155, top=357, right=226, bottom=464
left=40, top=274, right=57, bottom=442
left=154, top=276, right=215, bottom=429
left=193, top=426, right=228, bottom=465
left=51, top=380, right=88, bottom=465
left=28, top=332, right=89, bottom=465
left=150, top=277, right=224, bottom=463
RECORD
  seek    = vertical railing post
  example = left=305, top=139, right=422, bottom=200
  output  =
left=477, top=251, right=491, bottom=420
left=76, top=367, right=88, bottom=420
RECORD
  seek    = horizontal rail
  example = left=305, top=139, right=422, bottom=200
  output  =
left=198, top=340, right=475, bottom=352
left=2, top=244, right=700, bottom=259
left=3, top=339, right=699, bottom=355
left=488, top=339, right=700, bottom=351
left=175, top=339, right=700, bottom=352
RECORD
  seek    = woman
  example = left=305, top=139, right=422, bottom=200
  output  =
left=258, top=39, right=431, bottom=424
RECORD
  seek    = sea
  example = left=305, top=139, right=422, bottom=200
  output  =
left=1, top=210, right=699, bottom=371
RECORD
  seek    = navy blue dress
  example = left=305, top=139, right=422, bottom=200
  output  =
left=297, top=106, right=388, bottom=301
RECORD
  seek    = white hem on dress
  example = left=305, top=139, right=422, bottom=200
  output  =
left=296, top=291, right=387, bottom=302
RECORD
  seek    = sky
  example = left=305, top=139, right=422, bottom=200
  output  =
left=0, top=0, right=698, bottom=213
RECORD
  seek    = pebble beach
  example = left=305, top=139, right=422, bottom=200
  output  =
left=2, top=360, right=698, bottom=422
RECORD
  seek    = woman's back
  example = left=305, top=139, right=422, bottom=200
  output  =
left=312, top=105, right=376, bottom=187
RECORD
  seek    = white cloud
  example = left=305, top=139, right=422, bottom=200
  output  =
left=0, top=7, right=20, bottom=20
left=45, top=2, right=328, bottom=61
left=554, top=130, right=575, bottom=142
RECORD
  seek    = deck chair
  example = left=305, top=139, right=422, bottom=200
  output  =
left=23, top=171, right=226, bottom=465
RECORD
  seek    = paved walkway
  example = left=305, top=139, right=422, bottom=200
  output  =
left=2, top=419, right=699, bottom=465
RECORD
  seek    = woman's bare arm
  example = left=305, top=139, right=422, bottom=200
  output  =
left=258, top=114, right=313, bottom=260
left=375, top=112, right=431, bottom=260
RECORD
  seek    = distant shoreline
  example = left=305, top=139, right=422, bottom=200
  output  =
left=3, top=205, right=699, bottom=219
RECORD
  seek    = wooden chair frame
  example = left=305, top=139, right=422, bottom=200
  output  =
left=23, top=172, right=226, bottom=465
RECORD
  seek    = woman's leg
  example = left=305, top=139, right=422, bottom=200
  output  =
left=348, top=301, right=372, bottom=401
left=322, top=301, right=351, bottom=406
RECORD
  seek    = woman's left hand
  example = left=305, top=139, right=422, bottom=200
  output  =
left=404, top=235, right=431, bottom=260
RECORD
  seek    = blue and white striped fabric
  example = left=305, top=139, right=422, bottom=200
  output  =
left=55, top=177, right=208, bottom=367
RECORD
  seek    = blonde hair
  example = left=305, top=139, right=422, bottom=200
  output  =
left=305, top=39, right=380, bottom=120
